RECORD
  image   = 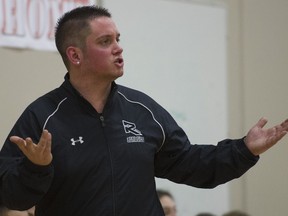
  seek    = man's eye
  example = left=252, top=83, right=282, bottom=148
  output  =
left=101, top=39, right=110, bottom=45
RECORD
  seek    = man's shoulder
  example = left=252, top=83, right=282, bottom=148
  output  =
left=116, top=84, right=152, bottom=101
left=27, top=86, right=67, bottom=113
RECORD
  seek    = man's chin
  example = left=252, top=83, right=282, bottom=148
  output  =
left=115, top=70, right=124, bottom=79
left=111, top=72, right=124, bottom=82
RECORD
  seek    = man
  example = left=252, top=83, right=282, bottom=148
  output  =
left=157, top=189, right=177, bottom=216
left=0, top=5, right=287, bottom=216
left=222, top=210, right=250, bottom=216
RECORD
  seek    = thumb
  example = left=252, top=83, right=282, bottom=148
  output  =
left=256, top=117, right=268, bottom=128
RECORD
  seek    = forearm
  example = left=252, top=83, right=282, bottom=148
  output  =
left=155, top=138, right=259, bottom=188
left=0, top=157, right=54, bottom=210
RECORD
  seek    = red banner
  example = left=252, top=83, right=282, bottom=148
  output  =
left=0, top=0, right=96, bottom=51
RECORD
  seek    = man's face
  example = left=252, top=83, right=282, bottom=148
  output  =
left=81, top=17, right=124, bottom=82
left=160, top=195, right=177, bottom=216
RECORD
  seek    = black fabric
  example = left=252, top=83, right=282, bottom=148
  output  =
left=0, top=74, right=258, bottom=216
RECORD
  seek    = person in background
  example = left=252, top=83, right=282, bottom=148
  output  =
left=157, top=189, right=177, bottom=216
left=0, top=5, right=288, bottom=216
left=195, top=213, right=217, bottom=216
left=222, top=210, right=250, bottom=216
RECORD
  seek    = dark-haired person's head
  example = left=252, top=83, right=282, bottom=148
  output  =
left=157, top=189, right=177, bottom=216
left=195, top=213, right=216, bottom=216
left=223, top=210, right=250, bottom=216
left=55, top=6, right=111, bottom=70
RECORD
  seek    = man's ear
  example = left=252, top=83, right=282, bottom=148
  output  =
left=66, top=46, right=82, bottom=66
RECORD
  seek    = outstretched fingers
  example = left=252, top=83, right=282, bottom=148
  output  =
left=245, top=117, right=288, bottom=156
left=10, top=136, right=29, bottom=152
left=38, top=130, right=52, bottom=152
left=270, top=119, right=288, bottom=138
left=33, top=130, right=53, bottom=165
left=255, top=117, right=268, bottom=129
left=9, top=130, right=53, bottom=166
left=280, top=119, right=288, bottom=131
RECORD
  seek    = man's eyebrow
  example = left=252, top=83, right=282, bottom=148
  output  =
left=96, top=33, right=120, bottom=40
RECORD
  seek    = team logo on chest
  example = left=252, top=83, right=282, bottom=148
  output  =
left=71, top=136, right=84, bottom=146
left=122, top=120, right=144, bottom=143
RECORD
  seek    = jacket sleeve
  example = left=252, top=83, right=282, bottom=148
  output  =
left=154, top=111, right=259, bottom=188
left=0, top=107, right=54, bottom=210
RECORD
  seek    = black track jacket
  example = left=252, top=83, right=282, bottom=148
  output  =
left=0, top=74, right=259, bottom=216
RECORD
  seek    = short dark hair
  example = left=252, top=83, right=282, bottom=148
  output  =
left=157, top=189, right=174, bottom=200
left=223, top=210, right=250, bottom=216
left=55, top=5, right=111, bottom=70
left=195, top=213, right=216, bottom=216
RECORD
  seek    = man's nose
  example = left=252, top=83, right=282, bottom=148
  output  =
left=113, top=41, right=123, bottom=54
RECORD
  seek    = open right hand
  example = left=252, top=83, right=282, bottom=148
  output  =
left=10, top=130, right=53, bottom=166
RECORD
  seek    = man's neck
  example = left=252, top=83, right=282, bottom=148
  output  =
left=70, top=77, right=112, bottom=113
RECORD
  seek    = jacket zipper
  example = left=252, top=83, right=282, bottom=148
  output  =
left=99, top=114, right=116, bottom=216
left=99, top=114, right=105, bottom=127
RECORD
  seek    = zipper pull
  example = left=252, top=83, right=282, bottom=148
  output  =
left=99, top=114, right=105, bottom=127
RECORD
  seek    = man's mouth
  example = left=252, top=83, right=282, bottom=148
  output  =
left=114, top=57, right=124, bottom=67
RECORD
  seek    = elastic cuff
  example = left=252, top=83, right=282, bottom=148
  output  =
left=236, top=137, right=260, bottom=162
left=23, top=157, right=53, bottom=174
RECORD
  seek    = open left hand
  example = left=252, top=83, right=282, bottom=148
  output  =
left=244, top=117, right=288, bottom=156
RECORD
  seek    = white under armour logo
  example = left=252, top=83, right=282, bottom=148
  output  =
left=71, top=137, right=84, bottom=145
